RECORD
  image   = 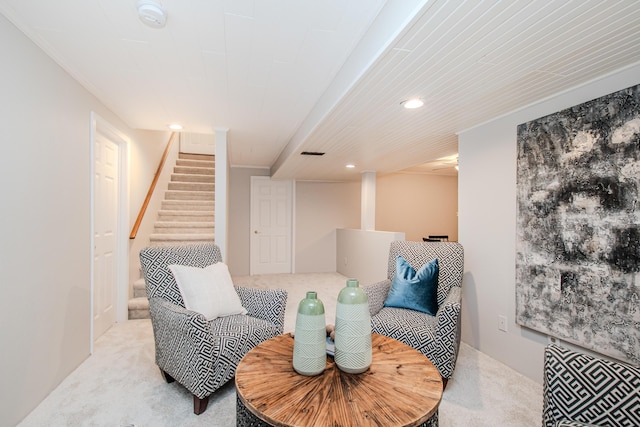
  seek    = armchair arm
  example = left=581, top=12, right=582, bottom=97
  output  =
left=363, top=279, right=392, bottom=317
left=148, top=297, right=216, bottom=398
left=234, top=286, right=288, bottom=334
left=433, top=286, right=462, bottom=379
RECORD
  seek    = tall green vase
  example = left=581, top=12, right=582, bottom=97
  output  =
left=334, top=279, right=372, bottom=374
left=293, top=291, right=327, bottom=376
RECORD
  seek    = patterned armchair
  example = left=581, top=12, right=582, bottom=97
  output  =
left=363, top=240, right=464, bottom=384
left=139, top=243, right=287, bottom=415
left=543, top=344, right=640, bottom=427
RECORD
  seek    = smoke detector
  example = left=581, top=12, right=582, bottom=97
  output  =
left=137, top=0, right=167, bottom=28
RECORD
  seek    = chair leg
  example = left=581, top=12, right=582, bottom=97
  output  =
left=160, top=369, right=175, bottom=383
left=160, top=369, right=208, bottom=415
left=193, top=395, right=210, bottom=415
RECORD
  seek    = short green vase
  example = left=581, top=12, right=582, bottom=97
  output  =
left=293, top=291, right=326, bottom=376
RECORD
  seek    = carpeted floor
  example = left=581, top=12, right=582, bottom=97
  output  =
left=18, top=273, right=542, bottom=427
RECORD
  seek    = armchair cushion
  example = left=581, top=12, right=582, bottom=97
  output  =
left=371, top=306, right=438, bottom=350
left=384, top=256, right=439, bottom=316
left=168, top=262, right=247, bottom=320
left=206, top=314, right=282, bottom=388
left=235, top=286, right=287, bottom=335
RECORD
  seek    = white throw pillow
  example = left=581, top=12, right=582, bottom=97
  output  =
left=168, top=262, right=248, bottom=320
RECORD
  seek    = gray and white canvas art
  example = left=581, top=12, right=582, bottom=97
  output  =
left=516, top=84, right=640, bottom=365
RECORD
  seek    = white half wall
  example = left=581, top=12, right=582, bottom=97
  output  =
left=458, top=62, right=640, bottom=383
left=336, top=228, right=405, bottom=286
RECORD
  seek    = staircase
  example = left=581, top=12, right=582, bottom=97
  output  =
left=128, top=152, right=215, bottom=319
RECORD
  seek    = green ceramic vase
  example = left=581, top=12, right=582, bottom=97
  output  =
left=334, top=279, right=372, bottom=374
left=293, top=291, right=326, bottom=376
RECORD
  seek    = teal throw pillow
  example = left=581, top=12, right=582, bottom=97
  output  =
left=384, top=256, right=439, bottom=316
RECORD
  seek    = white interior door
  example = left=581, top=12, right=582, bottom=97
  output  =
left=93, top=132, right=119, bottom=340
left=250, top=177, right=293, bottom=275
left=180, top=132, right=215, bottom=155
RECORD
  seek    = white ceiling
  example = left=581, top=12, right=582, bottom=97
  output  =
left=2, top=0, right=640, bottom=181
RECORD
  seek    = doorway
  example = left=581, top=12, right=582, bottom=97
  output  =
left=91, top=113, right=129, bottom=348
left=250, top=177, right=294, bottom=275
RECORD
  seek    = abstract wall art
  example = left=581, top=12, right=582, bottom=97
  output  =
left=516, top=84, right=640, bottom=365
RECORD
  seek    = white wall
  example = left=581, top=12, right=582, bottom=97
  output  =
left=0, top=14, right=138, bottom=425
left=227, top=166, right=271, bottom=275
left=458, top=62, right=640, bottom=383
left=227, top=170, right=457, bottom=276
left=127, top=130, right=176, bottom=286
left=295, top=181, right=360, bottom=273
left=127, top=130, right=174, bottom=226
left=227, top=172, right=361, bottom=275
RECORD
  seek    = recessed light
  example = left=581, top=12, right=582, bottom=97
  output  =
left=168, top=124, right=183, bottom=131
left=346, top=164, right=356, bottom=169
left=401, top=98, right=424, bottom=109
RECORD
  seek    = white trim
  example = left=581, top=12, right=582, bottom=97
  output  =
left=90, top=112, right=130, bottom=353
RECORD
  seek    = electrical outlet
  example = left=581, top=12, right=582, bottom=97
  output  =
left=343, top=257, right=348, bottom=266
left=498, top=315, right=508, bottom=332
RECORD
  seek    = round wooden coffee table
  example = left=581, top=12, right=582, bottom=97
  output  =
left=235, top=333, right=442, bottom=427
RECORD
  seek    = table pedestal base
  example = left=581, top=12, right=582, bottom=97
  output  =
left=236, top=395, right=439, bottom=427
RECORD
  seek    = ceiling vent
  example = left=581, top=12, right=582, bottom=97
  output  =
left=137, top=0, right=167, bottom=28
left=300, top=151, right=325, bottom=156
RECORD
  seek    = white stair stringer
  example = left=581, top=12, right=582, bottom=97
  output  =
left=128, top=152, right=215, bottom=319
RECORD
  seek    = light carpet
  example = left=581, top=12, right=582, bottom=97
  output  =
left=18, top=273, right=542, bottom=427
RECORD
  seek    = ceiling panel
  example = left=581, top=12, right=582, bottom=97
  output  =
left=270, top=0, right=640, bottom=180
left=1, top=0, right=639, bottom=180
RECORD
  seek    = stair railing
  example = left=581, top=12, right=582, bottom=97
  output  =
left=130, top=132, right=178, bottom=239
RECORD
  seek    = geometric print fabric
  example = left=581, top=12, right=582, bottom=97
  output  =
left=385, top=240, right=464, bottom=307
left=139, top=243, right=288, bottom=409
left=140, top=243, right=221, bottom=306
left=556, top=422, right=599, bottom=427
left=543, top=343, right=640, bottom=427
left=371, top=307, right=438, bottom=351
left=364, top=241, right=464, bottom=379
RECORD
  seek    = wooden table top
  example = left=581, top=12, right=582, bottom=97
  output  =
left=235, top=333, right=443, bottom=427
